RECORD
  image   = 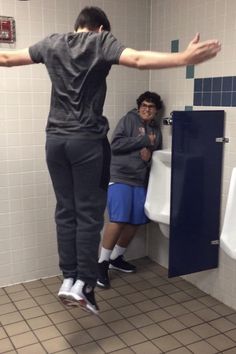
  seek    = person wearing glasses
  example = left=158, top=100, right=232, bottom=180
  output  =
left=97, top=91, right=163, bottom=288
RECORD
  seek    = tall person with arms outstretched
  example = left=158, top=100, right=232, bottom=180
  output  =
left=0, top=6, right=221, bottom=315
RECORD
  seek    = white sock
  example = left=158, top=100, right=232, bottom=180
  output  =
left=98, top=247, right=113, bottom=263
left=110, top=245, right=126, bottom=260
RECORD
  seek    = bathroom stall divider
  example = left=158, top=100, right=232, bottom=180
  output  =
left=169, top=110, right=225, bottom=277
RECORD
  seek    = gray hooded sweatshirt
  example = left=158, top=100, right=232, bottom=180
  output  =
left=110, top=109, right=162, bottom=187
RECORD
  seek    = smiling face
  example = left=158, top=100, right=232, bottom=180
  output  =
left=138, top=100, right=158, bottom=122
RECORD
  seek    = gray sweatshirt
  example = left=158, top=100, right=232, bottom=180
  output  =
left=110, top=109, right=162, bottom=186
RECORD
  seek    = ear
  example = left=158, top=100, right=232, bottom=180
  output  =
left=98, top=25, right=103, bottom=32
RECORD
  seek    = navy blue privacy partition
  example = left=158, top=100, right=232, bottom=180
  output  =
left=168, top=110, right=225, bottom=277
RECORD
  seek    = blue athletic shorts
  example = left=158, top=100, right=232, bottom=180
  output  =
left=107, top=183, right=149, bottom=225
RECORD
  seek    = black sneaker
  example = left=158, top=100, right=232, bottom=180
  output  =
left=109, top=255, right=136, bottom=273
left=97, top=261, right=110, bottom=288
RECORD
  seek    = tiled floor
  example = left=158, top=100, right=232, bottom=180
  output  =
left=1, top=258, right=236, bottom=354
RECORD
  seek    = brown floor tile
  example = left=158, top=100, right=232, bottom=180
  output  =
left=167, top=348, right=192, bottom=354
left=141, top=288, right=163, bottom=299
left=135, top=299, right=158, bottom=312
left=8, top=290, right=31, bottom=302
left=23, top=280, right=45, bottom=290
left=20, top=306, right=45, bottom=320
left=34, top=325, right=61, bottom=341
left=118, top=304, right=141, bottom=317
left=74, top=342, right=104, bottom=353
left=4, top=284, right=25, bottom=294
left=146, top=308, right=172, bottom=322
left=15, top=298, right=38, bottom=310
left=108, top=349, right=133, bottom=354
left=152, top=295, right=176, bottom=308
left=173, top=328, right=202, bottom=345
left=165, top=303, right=190, bottom=317
left=0, top=302, right=17, bottom=315
left=99, top=309, right=123, bottom=323
left=27, top=287, right=50, bottom=297
left=191, top=323, right=220, bottom=338
left=159, top=318, right=186, bottom=333
left=177, top=312, right=203, bottom=327
left=48, top=310, right=74, bottom=324
left=27, top=315, right=53, bottom=329
left=0, top=294, right=11, bottom=305
left=225, top=328, right=236, bottom=342
left=78, top=315, right=103, bottom=330
left=210, top=317, right=236, bottom=332
left=124, top=292, right=147, bottom=304
left=87, top=324, right=114, bottom=340
left=128, top=313, right=154, bottom=328
left=0, top=311, right=24, bottom=325
left=131, top=341, right=162, bottom=353
left=41, top=301, right=65, bottom=314
left=0, top=327, right=7, bottom=339
left=107, top=296, right=131, bottom=308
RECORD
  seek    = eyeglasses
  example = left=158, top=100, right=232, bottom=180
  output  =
left=140, top=103, right=156, bottom=110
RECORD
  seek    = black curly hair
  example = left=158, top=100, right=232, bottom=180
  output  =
left=137, top=91, right=163, bottom=110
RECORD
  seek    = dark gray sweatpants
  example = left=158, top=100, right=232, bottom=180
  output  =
left=46, top=135, right=111, bottom=287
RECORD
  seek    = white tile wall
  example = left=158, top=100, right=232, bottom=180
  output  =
left=0, top=0, right=150, bottom=286
left=149, top=0, right=236, bottom=310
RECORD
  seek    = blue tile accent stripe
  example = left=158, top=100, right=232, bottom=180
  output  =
left=185, top=106, right=193, bottom=111
left=193, top=76, right=236, bottom=107
left=186, top=65, right=194, bottom=79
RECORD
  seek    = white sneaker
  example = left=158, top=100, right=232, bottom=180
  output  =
left=58, top=278, right=74, bottom=305
left=68, top=279, right=99, bottom=315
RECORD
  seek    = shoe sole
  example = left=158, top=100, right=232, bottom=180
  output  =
left=58, top=293, right=79, bottom=307
left=67, top=293, right=99, bottom=316
left=96, top=280, right=110, bottom=289
left=109, top=265, right=136, bottom=273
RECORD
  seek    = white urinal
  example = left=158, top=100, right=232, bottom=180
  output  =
left=220, top=167, right=236, bottom=259
left=144, top=149, right=171, bottom=237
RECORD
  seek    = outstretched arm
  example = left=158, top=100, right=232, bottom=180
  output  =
left=119, top=33, right=221, bottom=69
left=0, top=48, right=34, bottom=67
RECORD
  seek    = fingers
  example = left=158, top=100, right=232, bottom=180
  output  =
left=190, top=32, right=200, bottom=45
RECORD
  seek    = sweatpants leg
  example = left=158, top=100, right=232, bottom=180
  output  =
left=46, top=136, right=110, bottom=286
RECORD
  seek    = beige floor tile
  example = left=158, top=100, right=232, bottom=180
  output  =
left=77, top=315, right=103, bottom=330
left=41, top=301, right=65, bottom=314
left=174, top=280, right=193, bottom=291
left=198, top=295, right=220, bottom=307
left=128, top=313, right=154, bottom=328
left=88, top=324, right=114, bottom=340
left=28, top=287, right=50, bottom=297
left=225, top=328, right=236, bottom=341
left=107, top=296, right=130, bottom=309
left=0, top=294, right=12, bottom=305
left=191, top=323, right=220, bottom=338
left=17, top=343, right=47, bottom=354
left=207, top=333, right=236, bottom=351
left=0, top=311, right=24, bottom=325
left=212, top=303, right=235, bottom=316
left=8, top=290, right=31, bottom=302
left=170, top=291, right=192, bottom=303
left=135, top=299, right=157, bottom=312
left=97, top=300, right=113, bottom=312
left=68, top=306, right=92, bottom=319
left=65, top=330, right=93, bottom=346
left=159, top=318, right=186, bottom=333
left=35, top=294, right=58, bottom=305
left=34, top=325, right=61, bottom=341
left=108, top=349, right=133, bottom=354
left=41, top=276, right=60, bottom=286
left=158, top=284, right=180, bottom=295
left=210, top=317, right=236, bottom=332
left=27, top=315, right=53, bottom=329
left=0, top=338, right=14, bottom=353
left=4, top=284, right=25, bottom=294
left=177, top=312, right=203, bottom=327
left=152, top=295, right=176, bottom=308
left=20, top=306, right=45, bottom=319
left=139, top=323, right=167, bottom=339
left=11, top=331, right=38, bottom=349
left=42, top=336, right=71, bottom=353
left=182, top=299, right=206, bottom=312
left=222, top=348, right=236, bottom=354
left=173, top=328, right=201, bottom=345
left=118, top=304, right=141, bottom=317
left=108, top=319, right=135, bottom=334
left=146, top=308, right=172, bottom=322
left=119, top=329, right=147, bottom=346
left=98, top=335, right=127, bottom=352
left=141, top=288, right=163, bottom=299
left=167, top=348, right=192, bottom=354
left=185, top=288, right=206, bottom=298
left=99, top=309, right=123, bottom=323
left=194, top=308, right=221, bottom=322
left=152, top=334, right=182, bottom=352
left=132, top=281, right=153, bottom=292
left=56, top=319, right=82, bottom=334
left=74, top=342, right=104, bottom=354
left=124, top=292, right=147, bottom=304
left=0, top=327, right=7, bottom=339
left=116, top=284, right=137, bottom=295
left=4, top=320, right=30, bottom=336
left=15, top=298, right=38, bottom=310
left=165, top=303, right=189, bottom=317
left=57, top=349, right=77, bottom=354
left=48, top=310, right=74, bottom=324
left=0, top=288, right=6, bottom=296
left=131, top=341, right=162, bottom=354
left=187, top=340, right=218, bottom=354
left=24, top=280, right=44, bottom=290
left=0, top=302, right=17, bottom=315
left=98, top=289, right=120, bottom=300
left=227, top=313, right=236, bottom=325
